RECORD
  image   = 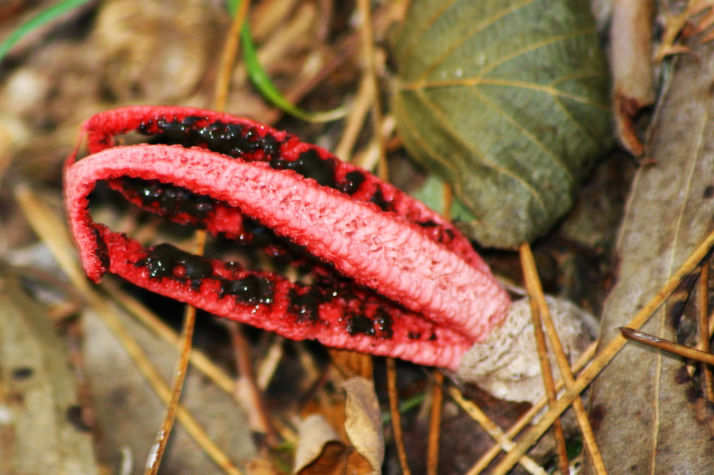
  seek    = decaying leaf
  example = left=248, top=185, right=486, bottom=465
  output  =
left=393, top=0, right=612, bottom=248
left=293, top=413, right=345, bottom=474
left=610, top=0, right=655, bottom=156
left=586, top=38, right=714, bottom=473
left=82, top=297, right=256, bottom=472
left=0, top=269, right=98, bottom=474
left=342, top=377, right=384, bottom=475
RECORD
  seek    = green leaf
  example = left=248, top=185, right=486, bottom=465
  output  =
left=0, top=0, right=92, bottom=64
left=226, top=0, right=345, bottom=123
left=241, top=24, right=346, bottom=123
left=393, top=0, right=612, bottom=248
left=410, top=175, right=477, bottom=224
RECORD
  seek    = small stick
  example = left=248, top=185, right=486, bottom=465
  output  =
left=520, top=243, right=607, bottom=473
left=256, top=336, right=285, bottom=391
left=697, top=263, right=714, bottom=400
left=427, top=371, right=444, bottom=475
left=494, top=228, right=714, bottom=474
left=227, top=322, right=277, bottom=443
left=469, top=341, right=598, bottom=474
left=448, top=386, right=546, bottom=475
left=387, top=358, right=412, bottom=475
left=426, top=182, right=455, bottom=474
left=519, top=243, right=569, bottom=475
left=357, top=0, right=388, bottom=181
left=620, top=327, right=714, bottom=365
left=214, top=0, right=252, bottom=109
left=334, top=74, right=374, bottom=160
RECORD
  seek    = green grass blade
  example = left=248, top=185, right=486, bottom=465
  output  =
left=226, top=0, right=345, bottom=123
left=0, top=0, right=93, bottom=64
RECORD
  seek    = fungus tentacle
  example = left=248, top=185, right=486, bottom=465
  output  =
left=64, top=106, right=510, bottom=369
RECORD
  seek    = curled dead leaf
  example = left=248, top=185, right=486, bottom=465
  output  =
left=341, top=377, right=384, bottom=474
left=294, top=414, right=346, bottom=475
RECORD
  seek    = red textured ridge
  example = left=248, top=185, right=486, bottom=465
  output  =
left=63, top=106, right=511, bottom=369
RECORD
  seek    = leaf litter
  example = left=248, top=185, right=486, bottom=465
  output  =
left=3, top=0, right=714, bottom=473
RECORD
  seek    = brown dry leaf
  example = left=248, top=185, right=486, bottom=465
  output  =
left=586, top=37, right=714, bottom=472
left=341, top=377, right=384, bottom=475
left=293, top=413, right=346, bottom=474
left=610, top=0, right=656, bottom=156
left=0, top=269, right=98, bottom=474
left=82, top=294, right=256, bottom=473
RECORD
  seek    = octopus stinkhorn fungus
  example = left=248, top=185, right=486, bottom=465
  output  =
left=63, top=106, right=510, bottom=369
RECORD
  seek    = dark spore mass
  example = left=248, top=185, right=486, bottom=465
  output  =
left=122, top=178, right=214, bottom=221
left=375, top=308, right=394, bottom=338
left=140, top=116, right=279, bottom=159
left=144, top=243, right=182, bottom=279
left=346, top=313, right=375, bottom=336
left=289, top=288, right=323, bottom=322
left=220, top=275, right=274, bottom=305
left=92, top=226, right=110, bottom=268
left=338, top=171, right=366, bottom=195
left=259, top=133, right=280, bottom=157
left=270, top=149, right=337, bottom=188
left=181, top=255, right=214, bottom=290
left=142, top=243, right=214, bottom=289
left=369, top=187, right=390, bottom=211
left=238, top=218, right=279, bottom=247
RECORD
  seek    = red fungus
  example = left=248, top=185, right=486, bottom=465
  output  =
left=63, top=106, right=510, bottom=369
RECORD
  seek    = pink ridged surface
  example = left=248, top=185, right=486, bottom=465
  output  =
left=64, top=107, right=511, bottom=369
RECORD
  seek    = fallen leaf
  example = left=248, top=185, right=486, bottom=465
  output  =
left=586, top=36, right=714, bottom=472
left=610, top=0, right=655, bottom=156
left=0, top=268, right=98, bottom=474
left=393, top=0, right=612, bottom=248
left=342, top=377, right=384, bottom=474
left=82, top=294, right=256, bottom=473
left=293, top=413, right=346, bottom=474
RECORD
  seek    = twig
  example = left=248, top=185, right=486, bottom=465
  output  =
left=335, top=74, right=374, bottom=161
left=519, top=244, right=569, bottom=475
left=356, top=0, right=388, bottom=180
left=468, top=340, right=598, bottom=473
left=520, top=244, right=607, bottom=473
left=227, top=321, right=277, bottom=443
left=620, top=327, right=714, bottom=365
left=427, top=371, right=443, bottom=475
left=494, top=229, right=714, bottom=474
left=448, top=386, right=545, bottom=475
left=426, top=178, right=455, bottom=475
left=214, top=0, right=251, bottom=109
left=386, top=358, right=411, bottom=475
left=256, top=336, right=285, bottom=391
left=697, top=263, right=714, bottom=400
